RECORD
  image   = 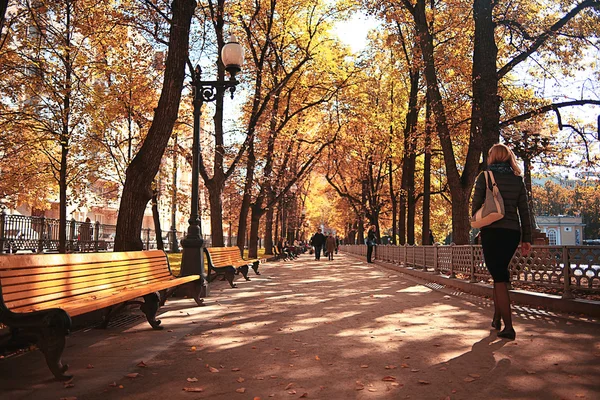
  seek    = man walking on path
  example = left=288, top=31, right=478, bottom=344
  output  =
left=310, top=228, right=326, bottom=260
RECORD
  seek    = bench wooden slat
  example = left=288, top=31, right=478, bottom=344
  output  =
left=4, top=269, right=175, bottom=309
left=1, top=261, right=168, bottom=290
left=11, top=274, right=200, bottom=316
left=0, top=257, right=168, bottom=279
left=2, top=269, right=174, bottom=303
left=0, top=250, right=167, bottom=270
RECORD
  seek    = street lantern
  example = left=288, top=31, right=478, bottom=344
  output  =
left=179, top=34, right=244, bottom=284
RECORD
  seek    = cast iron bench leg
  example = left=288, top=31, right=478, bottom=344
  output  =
left=237, top=265, right=250, bottom=281
left=141, top=292, right=163, bottom=330
left=225, top=267, right=237, bottom=288
left=252, top=260, right=260, bottom=275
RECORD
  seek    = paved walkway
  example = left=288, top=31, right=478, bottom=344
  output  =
left=1, top=253, right=599, bottom=400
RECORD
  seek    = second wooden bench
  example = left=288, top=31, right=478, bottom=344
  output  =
left=204, top=247, right=260, bottom=288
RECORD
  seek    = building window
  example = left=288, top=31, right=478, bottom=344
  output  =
left=547, top=229, right=557, bottom=245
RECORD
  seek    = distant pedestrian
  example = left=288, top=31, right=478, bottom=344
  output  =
left=326, top=233, right=336, bottom=260
left=366, top=225, right=377, bottom=263
left=429, top=229, right=435, bottom=245
left=310, top=228, right=326, bottom=260
left=471, top=143, right=532, bottom=341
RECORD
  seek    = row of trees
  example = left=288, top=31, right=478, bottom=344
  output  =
left=1, top=0, right=599, bottom=256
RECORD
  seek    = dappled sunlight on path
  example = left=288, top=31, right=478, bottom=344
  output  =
left=1, top=253, right=599, bottom=399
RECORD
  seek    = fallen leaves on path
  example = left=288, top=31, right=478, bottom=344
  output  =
left=355, top=381, right=365, bottom=390
left=182, top=387, right=204, bottom=392
left=126, top=373, right=141, bottom=378
left=385, top=365, right=397, bottom=369
left=186, top=377, right=198, bottom=382
left=63, top=380, right=75, bottom=388
left=285, top=383, right=295, bottom=390
left=231, top=367, right=241, bottom=371
left=86, top=364, right=94, bottom=369
left=360, top=364, right=369, bottom=368
left=137, top=361, right=147, bottom=368
left=382, top=376, right=396, bottom=381
left=418, top=380, right=430, bottom=385
left=236, top=388, right=246, bottom=393
left=315, top=355, right=320, bottom=361
left=59, top=397, right=77, bottom=400
left=207, top=366, right=219, bottom=373
left=237, top=377, right=245, bottom=383
left=299, top=393, right=308, bottom=398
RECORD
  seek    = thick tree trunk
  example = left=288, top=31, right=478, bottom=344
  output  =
left=58, top=3, right=72, bottom=254
left=207, top=180, right=224, bottom=246
left=248, top=203, right=263, bottom=259
left=114, top=0, right=195, bottom=252
left=473, top=0, right=500, bottom=158
left=152, top=188, right=164, bottom=250
left=264, top=193, right=275, bottom=254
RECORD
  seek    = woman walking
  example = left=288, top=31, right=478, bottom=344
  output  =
left=326, top=233, right=336, bottom=260
left=472, top=144, right=532, bottom=340
left=366, top=225, right=377, bottom=263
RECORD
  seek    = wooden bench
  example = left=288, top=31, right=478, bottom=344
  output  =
left=0, top=250, right=202, bottom=380
left=204, top=247, right=260, bottom=288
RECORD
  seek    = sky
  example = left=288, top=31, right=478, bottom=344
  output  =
left=332, top=12, right=380, bottom=54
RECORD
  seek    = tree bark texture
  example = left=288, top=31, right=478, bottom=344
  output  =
left=114, top=0, right=195, bottom=252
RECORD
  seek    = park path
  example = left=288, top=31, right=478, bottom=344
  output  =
left=1, top=252, right=599, bottom=400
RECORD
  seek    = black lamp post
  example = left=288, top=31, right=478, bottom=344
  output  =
left=179, top=34, right=244, bottom=280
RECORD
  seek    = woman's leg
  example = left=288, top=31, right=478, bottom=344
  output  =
left=366, top=245, right=373, bottom=263
left=495, top=282, right=513, bottom=330
left=492, top=284, right=502, bottom=329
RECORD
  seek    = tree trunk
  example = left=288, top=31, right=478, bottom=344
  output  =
left=58, top=2, right=72, bottom=254
left=264, top=193, right=275, bottom=254
left=114, top=0, right=195, bottom=252
left=388, top=157, right=397, bottom=245
left=207, top=181, right=224, bottom=246
left=237, top=140, right=255, bottom=254
left=248, top=203, right=264, bottom=259
left=412, top=0, right=479, bottom=244
left=473, top=0, right=500, bottom=157
left=152, top=187, right=164, bottom=250
left=421, top=95, right=433, bottom=244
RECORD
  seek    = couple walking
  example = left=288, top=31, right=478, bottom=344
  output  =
left=310, top=229, right=337, bottom=260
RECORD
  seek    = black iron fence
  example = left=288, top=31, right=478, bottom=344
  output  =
left=0, top=213, right=256, bottom=254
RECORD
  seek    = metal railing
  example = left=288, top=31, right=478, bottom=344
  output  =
left=340, top=244, right=600, bottom=299
left=0, top=213, right=248, bottom=254
left=0, top=213, right=174, bottom=253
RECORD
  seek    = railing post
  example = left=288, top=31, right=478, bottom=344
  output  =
left=403, top=244, right=407, bottom=267
left=0, top=210, right=5, bottom=254
left=94, top=221, right=100, bottom=252
left=433, top=244, right=439, bottom=274
left=449, top=244, right=456, bottom=278
left=37, top=216, right=45, bottom=253
left=146, top=228, right=151, bottom=250
left=69, top=218, right=76, bottom=252
left=469, top=245, right=476, bottom=283
left=562, top=246, right=574, bottom=299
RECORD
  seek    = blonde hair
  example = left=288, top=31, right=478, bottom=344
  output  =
left=488, top=143, right=522, bottom=176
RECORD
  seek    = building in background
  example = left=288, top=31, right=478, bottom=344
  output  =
left=536, top=216, right=585, bottom=245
